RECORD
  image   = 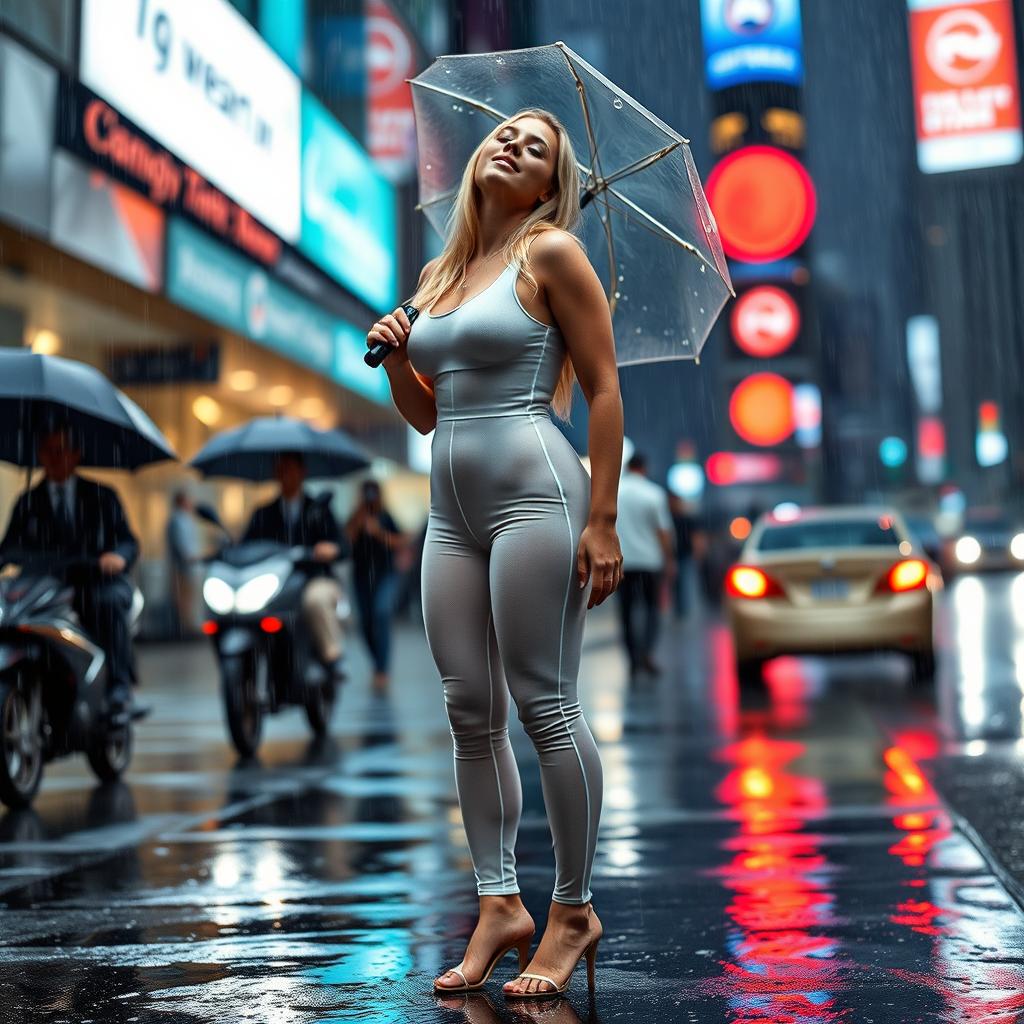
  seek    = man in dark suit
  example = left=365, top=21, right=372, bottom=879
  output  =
left=0, top=426, right=139, bottom=707
left=243, top=452, right=347, bottom=680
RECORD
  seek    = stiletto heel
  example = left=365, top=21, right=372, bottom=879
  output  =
left=585, top=938, right=599, bottom=991
left=517, top=938, right=532, bottom=972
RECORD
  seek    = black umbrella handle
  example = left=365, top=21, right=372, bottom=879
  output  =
left=364, top=304, right=420, bottom=368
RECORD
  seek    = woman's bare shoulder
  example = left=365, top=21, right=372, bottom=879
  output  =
left=528, top=229, right=590, bottom=285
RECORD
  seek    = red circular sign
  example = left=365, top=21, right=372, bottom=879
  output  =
left=706, top=146, right=817, bottom=263
left=731, top=286, right=800, bottom=357
left=729, top=373, right=795, bottom=446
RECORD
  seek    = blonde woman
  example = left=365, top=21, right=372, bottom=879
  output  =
left=367, top=109, right=624, bottom=999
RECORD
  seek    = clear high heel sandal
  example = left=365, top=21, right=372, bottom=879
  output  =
left=434, top=936, right=533, bottom=994
left=503, top=937, right=600, bottom=1000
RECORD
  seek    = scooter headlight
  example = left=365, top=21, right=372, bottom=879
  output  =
left=203, top=577, right=235, bottom=615
left=235, top=573, right=283, bottom=614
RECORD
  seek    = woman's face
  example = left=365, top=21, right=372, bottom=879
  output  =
left=474, top=116, right=559, bottom=209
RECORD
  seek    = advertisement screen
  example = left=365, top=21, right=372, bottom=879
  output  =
left=51, top=151, right=164, bottom=292
left=908, top=0, right=1023, bottom=173
left=700, top=0, right=804, bottom=89
left=0, top=37, right=57, bottom=235
left=301, top=93, right=397, bottom=313
left=165, top=218, right=389, bottom=404
left=79, top=0, right=301, bottom=241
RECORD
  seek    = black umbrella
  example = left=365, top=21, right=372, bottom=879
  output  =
left=189, top=417, right=371, bottom=481
left=0, top=350, right=177, bottom=470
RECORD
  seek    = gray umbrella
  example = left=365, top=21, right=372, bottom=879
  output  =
left=189, top=417, right=371, bottom=482
left=410, top=41, right=734, bottom=364
left=0, top=350, right=177, bottom=470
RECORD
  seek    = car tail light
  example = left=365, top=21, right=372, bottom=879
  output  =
left=201, top=620, right=219, bottom=635
left=878, top=559, right=929, bottom=594
left=260, top=616, right=284, bottom=633
left=726, top=565, right=784, bottom=599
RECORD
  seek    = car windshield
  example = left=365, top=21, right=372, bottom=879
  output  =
left=756, top=518, right=901, bottom=551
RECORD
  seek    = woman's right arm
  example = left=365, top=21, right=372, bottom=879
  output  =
left=367, top=260, right=438, bottom=435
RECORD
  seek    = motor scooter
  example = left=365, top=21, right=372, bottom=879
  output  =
left=198, top=506, right=350, bottom=758
left=0, top=555, right=145, bottom=808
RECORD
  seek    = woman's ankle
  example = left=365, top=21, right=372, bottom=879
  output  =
left=478, top=893, right=530, bottom=919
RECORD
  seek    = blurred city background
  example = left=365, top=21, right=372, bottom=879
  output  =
left=3, top=0, right=1024, bottom=1019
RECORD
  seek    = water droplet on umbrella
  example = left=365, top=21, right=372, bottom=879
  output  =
left=496, top=57, right=505, bottom=64
left=613, top=97, right=623, bottom=109
left=445, top=68, right=451, bottom=74
left=635, top=327, right=642, bottom=334
left=614, top=291, right=621, bottom=299
left=700, top=264, right=706, bottom=273
left=663, top=329, right=671, bottom=336
left=425, top=164, right=432, bottom=171
left=699, top=307, right=705, bottom=314
left=642, top=305, right=648, bottom=311
left=618, top=275, right=624, bottom=282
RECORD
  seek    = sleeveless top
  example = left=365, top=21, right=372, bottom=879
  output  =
left=406, top=261, right=565, bottom=422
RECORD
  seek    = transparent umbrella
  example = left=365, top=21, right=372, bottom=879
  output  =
left=410, top=41, right=734, bottom=364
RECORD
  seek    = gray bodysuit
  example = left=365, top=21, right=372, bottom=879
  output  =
left=408, top=259, right=603, bottom=905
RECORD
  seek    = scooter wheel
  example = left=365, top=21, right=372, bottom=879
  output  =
left=223, top=654, right=264, bottom=758
left=87, top=721, right=133, bottom=783
left=0, top=681, right=44, bottom=809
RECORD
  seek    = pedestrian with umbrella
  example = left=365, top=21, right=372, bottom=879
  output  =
left=366, top=43, right=731, bottom=999
left=0, top=350, right=178, bottom=714
left=190, top=417, right=369, bottom=684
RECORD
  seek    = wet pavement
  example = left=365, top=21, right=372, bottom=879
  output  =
left=3, top=576, right=1024, bottom=1022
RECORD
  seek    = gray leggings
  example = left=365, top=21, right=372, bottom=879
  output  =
left=421, top=415, right=603, bottom=905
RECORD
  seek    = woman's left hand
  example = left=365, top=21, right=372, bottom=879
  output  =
left=577, top=521, right=623, bottom=610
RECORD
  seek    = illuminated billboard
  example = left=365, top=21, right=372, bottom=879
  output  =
left=908, top=0, right=1023, bottom=173
left=80, top=0, right=301, bottom=240
left=700, top=0, right=804, bottom=89
left=300, top=93, right=397, bottom=313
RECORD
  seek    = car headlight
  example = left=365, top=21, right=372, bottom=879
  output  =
left=955, top=536, right=982, bottom=565
left=1011, top=533, right=1024, bottom=560
left=235, top=573, right=283, bottom=614
left=203, top=577, right=235, bottom=615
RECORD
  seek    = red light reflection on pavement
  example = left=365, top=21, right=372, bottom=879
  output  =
left=711, top=735, right=851, bottom=1021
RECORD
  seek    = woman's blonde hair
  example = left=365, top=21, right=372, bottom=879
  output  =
left=412, top=108, right=583, bottom=420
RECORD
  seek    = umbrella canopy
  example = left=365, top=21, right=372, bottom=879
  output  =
left=189, top=417, right=371, bottom=482
left=0, top=350, right=177, bottom=470
left=410, top=41, right=733, bottom=365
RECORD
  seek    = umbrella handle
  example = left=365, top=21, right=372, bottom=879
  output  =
left=364, top=304, right=420, bottom=368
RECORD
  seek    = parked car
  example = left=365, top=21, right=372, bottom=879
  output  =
left=725, top=506, right=940, bottom=689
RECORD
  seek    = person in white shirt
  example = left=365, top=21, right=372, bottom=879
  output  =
left=615, top=452, right=675, bottom=676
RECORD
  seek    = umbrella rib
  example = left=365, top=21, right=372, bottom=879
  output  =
left=599, top=141, right=681, bottom=190
left=603, top=185, right=732, bottom=290
left=408, top=79, right=507, bottom=121
left=557, top=45, right=605, bottom=195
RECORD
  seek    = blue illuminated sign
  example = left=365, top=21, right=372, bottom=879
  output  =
left=300, top=92, right=397, bottom=313
left=700, top=0, right=804, bottom=89
left=166, top=218, right=389, bottom=404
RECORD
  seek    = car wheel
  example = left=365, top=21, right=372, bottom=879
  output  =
left=736, top=657, right=766, bottom=690
left=910, top=649, right=936, bottom=686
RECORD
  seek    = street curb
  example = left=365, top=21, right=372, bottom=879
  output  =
left=925, top=761, right=1024, bottom=921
